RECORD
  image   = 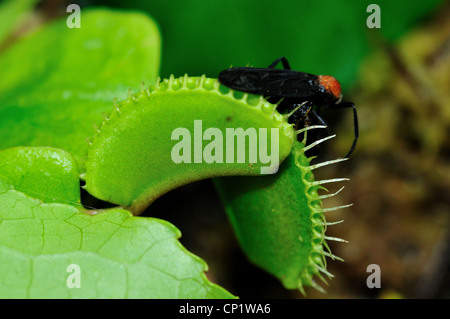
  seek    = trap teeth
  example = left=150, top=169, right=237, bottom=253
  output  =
left=317, top=186, right=345, bottom=200
left=274, top=97, right=285, bottom=110
left=308, top=158, right=348, bottom=171
left=114, top=100, right=121, bottom=113
left=155, top=76, right=161, bottom=89
left=92, top=122, right=101, bottom=133
left=101, top=112, right=109, bottom=122
left=182, top=73, right=189, bottom=87
left=323, top=235, right=348, bottom=243
left=321, top=203, right=353, bottom=213
left=322, top=251, right=344, bottom=262
left=302, top=135, right=336, bottom=153
left=310, top=177, right=350, bottom=186
left=295, top=125, right=328, bottom=135
left=310, top=279, right=327, bottom=294
left=199, top=74, right=206, bottom=86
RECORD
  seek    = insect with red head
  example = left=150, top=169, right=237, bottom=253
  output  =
left=219, top=57, right=358, bottom=158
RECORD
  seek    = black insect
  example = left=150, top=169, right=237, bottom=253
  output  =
left=218, top=57, right=358, bottom=158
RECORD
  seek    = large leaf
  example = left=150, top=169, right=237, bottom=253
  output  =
left=0, top=9, right=161, bottom=165
left=0, top=146, right=81, bottom=208
left=0, top=147, right=233, bottom=298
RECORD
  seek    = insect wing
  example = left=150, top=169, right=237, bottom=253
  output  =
left=218, top=68, right=269, bottom=94
left=262, top=75, right=319, bottom=98
left=219, top=68, right=317, bottom=97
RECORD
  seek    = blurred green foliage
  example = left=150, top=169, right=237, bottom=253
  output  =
left=0, top=0, right=37, bottom=45
left=0, top=9, right=160, bottom=165
left=94, top=0, right=445, bottom=88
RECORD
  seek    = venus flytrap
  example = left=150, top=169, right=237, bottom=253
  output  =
left=84, top=76, right=349, bottom=294
left=84, top=76, right=295, bottom=215
left=0, top=6, right=350, bottom=297
left=214, top=126, right=350, bottom=293
left=0, top=75, right=349, bottom=297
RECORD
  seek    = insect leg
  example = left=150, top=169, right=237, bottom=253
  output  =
left=329, top=102, right=359, bottom=158
left=267, top=57, right=291, bottom=70
left=310, top=108, right=331, bottom=136
left=311, top=109, right=329, bottom=130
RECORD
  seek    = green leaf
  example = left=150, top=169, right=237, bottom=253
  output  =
left=0, top=147, right=233, bottom=298
left=0, top=147, right=80, bottom=205
left=0, top=0, right=38, bottom=46
left=0, top=9, right=161, bottom=165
